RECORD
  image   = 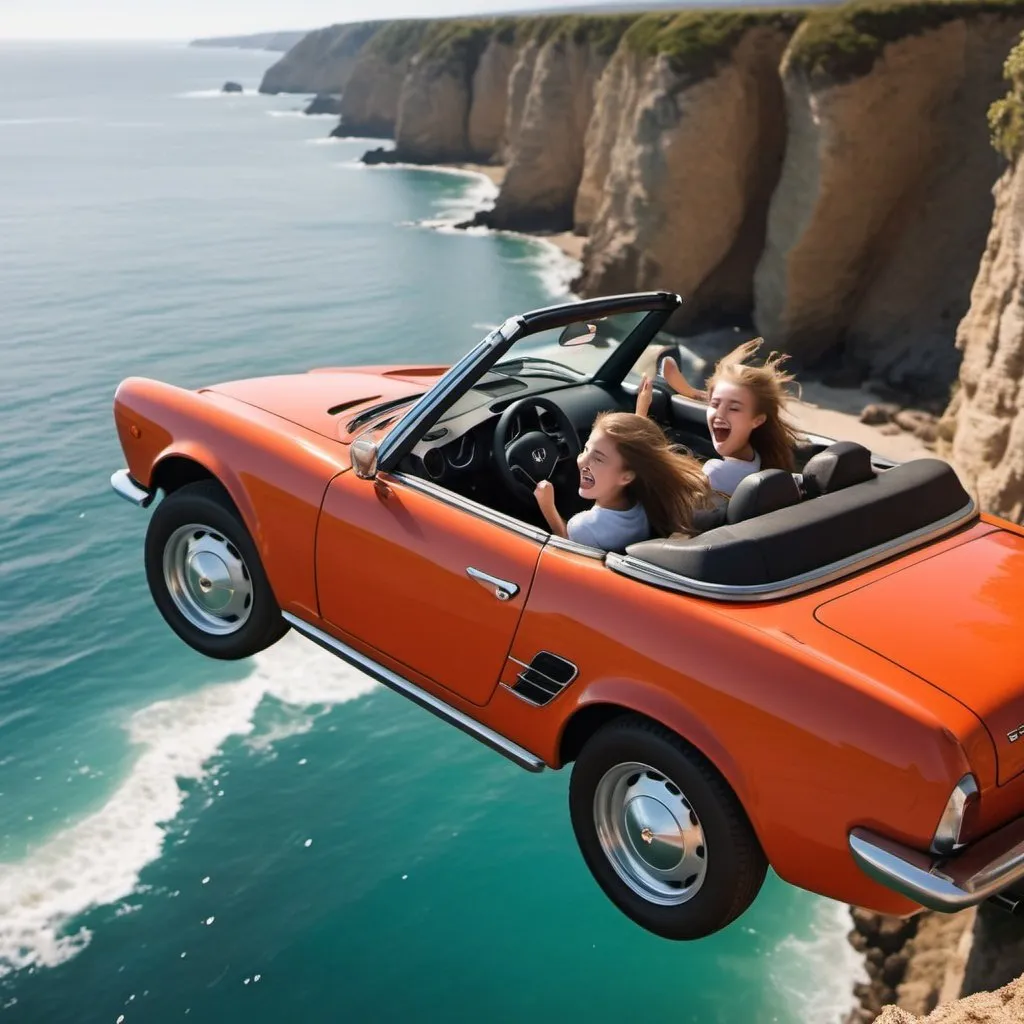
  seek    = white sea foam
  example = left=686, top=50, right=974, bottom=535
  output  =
left=771, top=898, right=868, bottom=1024
left=0, top=118, right=83, bottom=127
left=0, top=631, right=376, bottom=978
left=175, top=89, right=261, bottom=100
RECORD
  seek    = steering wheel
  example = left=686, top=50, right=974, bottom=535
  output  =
left=492, top=396, right=582, bottom=502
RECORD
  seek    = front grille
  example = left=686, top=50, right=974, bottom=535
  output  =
left=511, top=652, right=578, bottom=706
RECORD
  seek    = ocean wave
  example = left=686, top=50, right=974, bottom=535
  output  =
left=0, top=630, right=376, bottom=978
left=771, top=898, right=868, bottom=1024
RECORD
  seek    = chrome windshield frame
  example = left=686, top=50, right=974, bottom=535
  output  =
left=376, top=291, right=682, bottom=473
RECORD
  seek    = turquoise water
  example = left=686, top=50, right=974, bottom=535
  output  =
left=0, top=41, right=863, bottom=1024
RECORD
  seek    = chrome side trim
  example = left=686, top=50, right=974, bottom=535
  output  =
left=547, top=535, right=605, bottom=560
left=110, top=469, right=155, bottom=508
left=282, top=612, right=545, bottom=773
left=387, top=472, right=549, bottom=544
left=849, top=819, right=1024, bottom=912
left=606, top=499, right=977, bottom=603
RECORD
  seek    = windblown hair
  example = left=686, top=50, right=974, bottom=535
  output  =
left=705, top=337, right=803, bottom=473
left=592, top=411, right=712, bottom=538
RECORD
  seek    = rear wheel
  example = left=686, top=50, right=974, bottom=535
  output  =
left=144, top=480, right=289, bottom=660
left=569, top=715, right=767, bottom=940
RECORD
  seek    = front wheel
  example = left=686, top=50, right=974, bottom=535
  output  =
left=144, top=480, right=289, bottom=660
left=569, top=715, right=767, bottom=940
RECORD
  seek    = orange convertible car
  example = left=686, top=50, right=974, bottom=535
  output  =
left=110, top=292, right=1024, bottom=940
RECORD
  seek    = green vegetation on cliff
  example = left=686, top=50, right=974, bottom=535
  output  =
left=362, top=19, right=434, bottom=64
left=788, top=0, right=1024, bottom=84
left=418, top=19, right=496, bottom=71
left=989, top=32, right=1024, bottom=157
left=527, top=13, right=640, bottom=56
left=625, top=8, right=805, bottom=81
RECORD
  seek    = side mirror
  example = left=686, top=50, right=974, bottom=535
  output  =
left=352, top=438, right=379, bottom=479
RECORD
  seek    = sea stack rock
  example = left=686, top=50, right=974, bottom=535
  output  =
left=304, top=93, right=342, bottom=115
left=221, top=81, right=243, bottom=93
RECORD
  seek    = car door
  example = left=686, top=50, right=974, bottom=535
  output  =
left=315, top=469, right=546, bottom=707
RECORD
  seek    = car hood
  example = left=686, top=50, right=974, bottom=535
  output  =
left=815, top=527, right=1024, bottom=785
left=204, top=365, right=447, bottom=442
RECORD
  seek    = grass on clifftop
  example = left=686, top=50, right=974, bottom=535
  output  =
left=788, top=0, right=1024, bottom=83
left=989, top=31, right=1024, bottom=158
left=363, top=20, right=434, bottom=64
left=419, top=19, right=497, bottom=67
left=529, top=13, right=641, bottom=56
left=625, top=8, right=805, bottom=81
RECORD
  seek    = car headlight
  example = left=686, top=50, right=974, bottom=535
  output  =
left=930, top=773, right=980, bottom=856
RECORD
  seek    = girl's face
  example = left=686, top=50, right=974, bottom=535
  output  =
left=706, top=380, right=766, bottom=459
left=577, top=428, right=634, bottom=506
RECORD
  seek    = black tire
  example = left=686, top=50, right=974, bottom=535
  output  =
left=569, top=715, right=767, bottom=940
left=144, top=479, right=289, bottom=660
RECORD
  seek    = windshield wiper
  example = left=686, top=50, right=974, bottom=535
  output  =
left=346, top=393, right=423, bottom=432
left=490, top=357, right=587, bottom=381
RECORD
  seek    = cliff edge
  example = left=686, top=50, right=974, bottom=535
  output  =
left=941, top=31, right=1024, bottom=523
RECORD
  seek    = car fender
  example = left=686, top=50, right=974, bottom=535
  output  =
left=114, top=376, right=349, bottom=618
left=565, top=676, right=753, bottom=826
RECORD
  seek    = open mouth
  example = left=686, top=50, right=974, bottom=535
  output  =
left=579, top=468, right=595, bottom=491
left=711, top=425, right=731, bottom=445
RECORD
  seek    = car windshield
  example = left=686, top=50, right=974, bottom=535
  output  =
left=491, top=310, right=649, bottom=380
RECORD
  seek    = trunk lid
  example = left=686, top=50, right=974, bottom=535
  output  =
left=815, top=528, right=1024, bottom=785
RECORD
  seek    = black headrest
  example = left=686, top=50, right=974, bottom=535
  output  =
left=801, top=441, right=874, bottom=497
left=727, top=469, right=802, bottom=525
left=691, top=491, right=729, bottom=534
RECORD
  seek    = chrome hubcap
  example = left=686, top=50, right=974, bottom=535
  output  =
left=593, top=761, right=707, bottom=906
left=163, top=523, right=253, bottom=635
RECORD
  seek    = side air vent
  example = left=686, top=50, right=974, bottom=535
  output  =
left=328, top=395, right=381, bottom=416
left=511, top=652, right=578, bottom=707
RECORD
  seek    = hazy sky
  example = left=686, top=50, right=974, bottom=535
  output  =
left=0, top=0, right=602, bottom=40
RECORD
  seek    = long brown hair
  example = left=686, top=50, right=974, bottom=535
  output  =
left=592, top=411, right=712, bottom=537
left=705, top=337, right=802, bottom=473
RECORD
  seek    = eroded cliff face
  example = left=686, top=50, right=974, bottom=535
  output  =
left=259, top=22, right=380, bottom=95
left=575, top=26, right=792, bottom=329
left=754, top=14, right=1024, bottom=399
left=488, top=25, right=634, bottom=232
left=941, top=148, right=1024, bottom=523
left=337, top=23, right=431, bottom=138
left=468, top=36, right=519, bottom=161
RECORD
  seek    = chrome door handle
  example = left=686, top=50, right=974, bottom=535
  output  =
left=466, top=566, right=520, bottom=602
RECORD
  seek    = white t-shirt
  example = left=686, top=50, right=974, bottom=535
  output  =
left=703, top=450, right=762, bottom=496
left=567, top=503, right=650, bottom=552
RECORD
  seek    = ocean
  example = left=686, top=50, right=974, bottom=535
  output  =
left=0, top=40, right=865, bottom=1024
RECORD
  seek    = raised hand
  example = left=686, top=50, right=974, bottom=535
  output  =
left=661, top=356, right=707, bottom=402
left=635, top=373, right=653, bottom=418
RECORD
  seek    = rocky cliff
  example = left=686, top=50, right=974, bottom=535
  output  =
left=755, top=4, right=1024, bottom=400
left=335, top=21, right=434, bottom=138
left=941, top=32, right=1024, bottom=523
left=259, top=22, right=381, bottom=95
left=488, top=16, right=638, bottom=231
left=574, top=11, right=800, bottom=329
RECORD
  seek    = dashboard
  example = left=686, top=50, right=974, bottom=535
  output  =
left=396, top=375, right=627, bottom=486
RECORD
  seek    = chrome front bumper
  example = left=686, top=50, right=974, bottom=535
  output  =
left=110, top=469, right=154, bottom=508
left=850, top=817, right=1024, bottom=911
